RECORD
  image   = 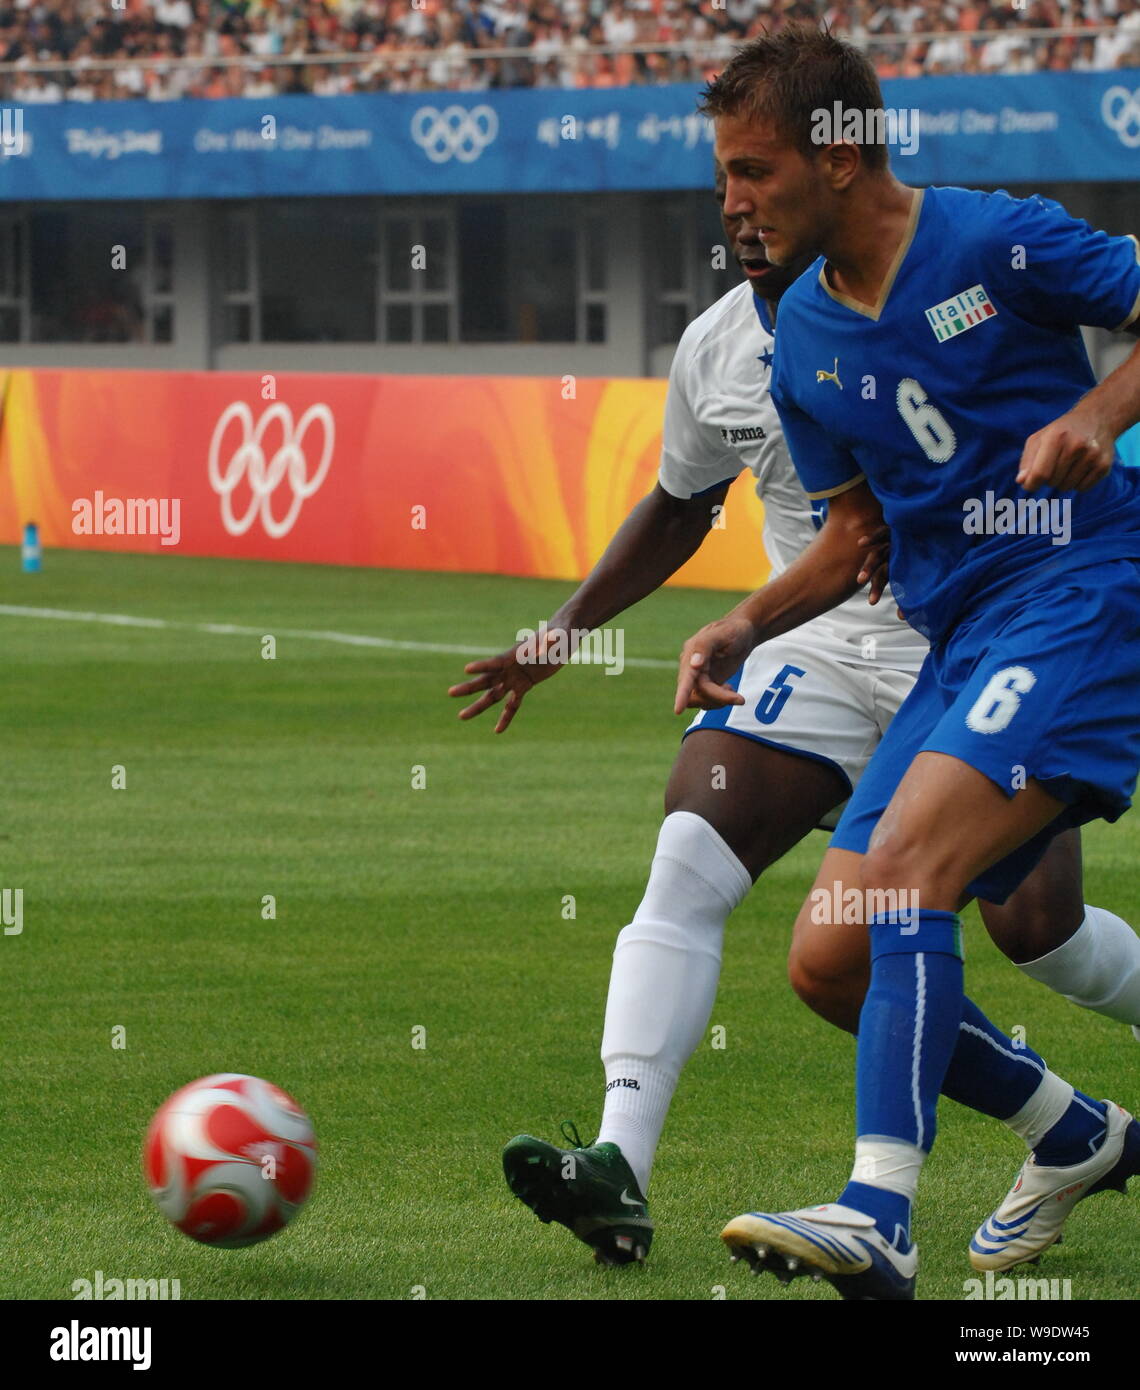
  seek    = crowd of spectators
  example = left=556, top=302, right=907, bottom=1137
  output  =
left=0, top=0, right=1137, bottom=101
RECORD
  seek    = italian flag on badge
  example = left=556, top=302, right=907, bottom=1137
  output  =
left=925, top=284, right=997, bottom=342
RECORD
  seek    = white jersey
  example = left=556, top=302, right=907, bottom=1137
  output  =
left=659, top=280, right=928, bottom=673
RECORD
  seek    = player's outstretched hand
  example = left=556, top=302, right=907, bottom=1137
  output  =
left=448, top=632, right=565, bottom=734
left=1017, top=407, right=1115, bottom=493
left=674, top=615, right=754, bottom=714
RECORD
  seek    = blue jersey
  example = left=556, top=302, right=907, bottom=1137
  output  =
left=1120, top=423, right=1140, bottom=468
left=770, top=186, right=1140, bottom=643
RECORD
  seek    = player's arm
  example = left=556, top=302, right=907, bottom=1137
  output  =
left=449, top=478, right=731, bottom=732
left=674, top=479, right=885, bottom=712
left=449, top=327, right=743, bottom=733
left=548, top=479, right=732, bottom=632
left=988, top=198, right=1140, bottom=492
left=1019, top=326, right=1140, bottom=493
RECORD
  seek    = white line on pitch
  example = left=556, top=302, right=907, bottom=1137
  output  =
left=0, top=604, right=676, bottom=669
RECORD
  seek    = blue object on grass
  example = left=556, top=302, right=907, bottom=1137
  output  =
left=21, top=521, right=40, bottom=573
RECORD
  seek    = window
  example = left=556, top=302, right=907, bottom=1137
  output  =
left=458, top=202, right=508, bottom=342
left=579, top=212, right=608, bottom=344
left=0, top=211, right=26, bottom=342
left=146, top=212, right=175, bottom=343
left=219, top=204, right=258, bottom=344
left=646, top=192, right=736, bottom=349
left=30, top=206, right=147, bottom=343
left=457, top=196, right=609, bottom=344
left=260, top=200, right=377, bottom=343
left=379, top=207, right=454, bottom=344
left=208, top=195, right=614, bottom=349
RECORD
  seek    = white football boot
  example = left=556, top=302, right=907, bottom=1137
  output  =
left=722, top=1203, right=917, bottom=1300
left=970, top=1101, right=1140, bottom=1271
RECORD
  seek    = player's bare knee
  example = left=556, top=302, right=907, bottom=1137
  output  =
left=980, top=893, right=1080, bottom=964
left=788, top=943, right=863, bottom=1033
left=979, top=900, right=1035, bottom=964
left=787, top=945, right=824, bottom=1011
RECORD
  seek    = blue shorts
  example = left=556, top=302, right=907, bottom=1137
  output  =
left=831, top=558, right=1140, bottom=903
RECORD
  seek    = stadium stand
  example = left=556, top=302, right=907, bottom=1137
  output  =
left=0, top=0, right=1137, bottom=99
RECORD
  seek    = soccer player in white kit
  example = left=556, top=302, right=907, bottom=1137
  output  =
left=448, top=170, right=1140, bottom=1267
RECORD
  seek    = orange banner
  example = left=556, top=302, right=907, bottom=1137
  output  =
left=0, top=368, right=769, bottom=593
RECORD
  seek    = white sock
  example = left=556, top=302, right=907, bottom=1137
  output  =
left=1018, top=905, right=1140, bottom=1027
left=1004, top=1070, right=1075, bottom=1149
left=598, top=811, right=751, bottom=1194
left=850, top=1138, right=924, bottom=1202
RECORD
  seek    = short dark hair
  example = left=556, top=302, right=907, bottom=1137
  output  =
left=699, top=26, right=889, bottom=171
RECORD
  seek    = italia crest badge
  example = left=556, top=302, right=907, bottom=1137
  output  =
left=925, top=284, right=996, bottom=342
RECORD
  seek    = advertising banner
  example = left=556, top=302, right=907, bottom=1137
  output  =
left=0, top=70, right=1136, bottom=201
left=0, top=367, right=770, bottom=593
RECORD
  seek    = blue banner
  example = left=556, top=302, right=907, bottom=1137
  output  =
left=0, top=69, right=1136, bottom=201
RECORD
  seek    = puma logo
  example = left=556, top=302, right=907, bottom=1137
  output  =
left=816, top=357, right=843, bottom=389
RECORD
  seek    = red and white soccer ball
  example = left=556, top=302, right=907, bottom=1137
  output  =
left=143, top=1073, right=317, bottom=1248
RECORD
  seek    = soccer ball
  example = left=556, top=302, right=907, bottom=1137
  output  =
left=143, top=1073, right=317, bottom=1248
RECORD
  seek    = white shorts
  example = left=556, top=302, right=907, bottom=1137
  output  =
left=684, top=635, right=919, bottom=830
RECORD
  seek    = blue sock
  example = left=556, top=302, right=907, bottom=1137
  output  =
left=941, top=996, right=1047, bottom=1117
left=941, top=1000, right=1108, bottom=1165
left=837, top=910, right=964, bottom=1240
left=840, top=1181, right=911, bottom=1244
left=1034, top=1093, right=1108, bottom=1167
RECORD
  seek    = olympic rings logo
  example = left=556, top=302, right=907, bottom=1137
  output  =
left=410, top=104, right=498, bottom=163
left=208, top=402, right=334, bottom=539
left=1101, top=86, right=1140, bottom=148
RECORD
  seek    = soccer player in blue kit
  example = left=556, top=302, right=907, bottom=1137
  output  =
left=676, top=28, right=1140, bottom=1298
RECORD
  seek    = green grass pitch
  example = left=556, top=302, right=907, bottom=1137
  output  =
left=3, top=548, right=1138, bottom=1301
